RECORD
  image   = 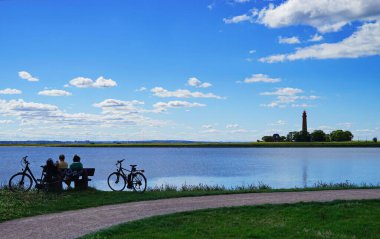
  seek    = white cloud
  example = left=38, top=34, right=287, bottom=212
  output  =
left=243, top=74, right=281, bottom=83
left=18, top=71, right=39, bottom=82
left=151, top=87, right=224, bottom=99
left=187, top=77, right=212, bottom=88
left=202, top=124, right=213, bottom=129
left=94, top=99, right=144, bottom=115
left=0, top=88, right=22, bottom=95
left=136, top=87, right=147, bottom=92
left=224, top=14, right=252, bottom=24
left=261, top=87, right=303, bottom=96
left=278, top=36, right=300, bottom=44
left=249, top=49, right=256, bottom=54
left=69, top=76, right=117, bottom=88
left=256, top=0, right=380, bottom=33
left=226, top=124, right=239, bottom=128
left=260, top=88, right=319, bottom=108
left=207, top=3, right=215, bottom=10
left=260, top=21, right=380, bottom=63
left=153, top=101, right=206, bottom=112
left=0, top=120, right=13, bottom=124
left=38, top=89, right=72, bottom=97
left=309, top=34, right=323, bottom=42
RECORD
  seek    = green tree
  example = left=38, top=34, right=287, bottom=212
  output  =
left=286, top=131, right=298, bottom=142
left=330, top=130, right=353, bottom=141
left=262, top=136, right=274, bottom=142
left=310, top=130, right=326, bottom=142
left=373, top=137, right=377, bottom=143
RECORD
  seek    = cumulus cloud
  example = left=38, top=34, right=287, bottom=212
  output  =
left=261, top=87, right=303, bottom=96
left=309, top=34, right=324, bottom=42
left=223, top=14, right=252, bottom=24
left=18, top=71, right=39, bottom=82
left=256, top=0, right=380, bottom=33
left=202, top=124, right=214, bottom=129
left=0, top=88, right=22, bottom=95
left=278, top=36, right=300, bottom=44
left=0, top=120, right=13, bottom=124
left=260, top=21, right=380, bottom=63
left=151, top=87, right=224, bottom=99
left=226, top=124, right=239, bottom=128
left=187, top=77, right=212, bottom=88
left=69, top=76, right=117, bottom=88
left=260, top=87, right=319, bottom=108
left=94, top=99, right=144, bottom=115
left=38, top=89, right=72, bottom=96
left=0, top=98, right=161, bottom=133
left=242, top=74, right=281, bottom=83
left=136, top=87, right=147, bottom=92
left=153, top=101, right=206, bottom=112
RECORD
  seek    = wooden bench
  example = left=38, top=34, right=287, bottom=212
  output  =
left=75, top=168, right=95, bottom=189
left=59, top=168, right=95, bottom=190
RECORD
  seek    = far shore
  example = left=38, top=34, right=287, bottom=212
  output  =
left=0, top=141, right=379, bottom=148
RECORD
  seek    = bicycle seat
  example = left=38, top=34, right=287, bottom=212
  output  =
left=130, top=164, right=137, bottom=167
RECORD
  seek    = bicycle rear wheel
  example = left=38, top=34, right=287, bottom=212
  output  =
left=9, top=173, right=33, bottom=192
left=107, top=172, right=126, bottom=191
left=132, top=172, right=147, bottom=193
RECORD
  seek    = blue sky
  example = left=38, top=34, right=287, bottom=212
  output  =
left=0, top=0, right=379, bottom=141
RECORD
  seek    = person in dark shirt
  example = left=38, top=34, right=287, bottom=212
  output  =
left=70, top=154, right=83, bottom=171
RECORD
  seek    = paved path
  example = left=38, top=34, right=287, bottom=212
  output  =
left=1, top=189, right=380, bottom=239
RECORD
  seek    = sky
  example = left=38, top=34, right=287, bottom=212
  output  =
left=0, top=0, right=379, bottom=141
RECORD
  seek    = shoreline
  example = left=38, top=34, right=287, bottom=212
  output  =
left=1, top=142, right=379, bottom=148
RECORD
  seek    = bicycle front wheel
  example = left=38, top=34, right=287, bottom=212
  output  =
left=107, top=172, right=126, bottom=191
left=132, top=172, right=147, bottom=193
left=9, top=172, right=33, bottom=192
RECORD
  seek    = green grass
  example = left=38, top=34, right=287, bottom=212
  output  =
left=1, top=141, right=380, bottom=147
left=1, top=182, right=378, bottom=223
left=82, top=200, right=380, bottom=239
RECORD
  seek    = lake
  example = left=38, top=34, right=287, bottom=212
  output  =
left=0, top=147, right=379, bottom=191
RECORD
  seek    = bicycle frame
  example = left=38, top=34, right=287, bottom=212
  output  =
left=19, top=158, right=46, bottom=188
left=21, top=163, right=40, bottom=185
left=115, top=161, right=144, bottom=182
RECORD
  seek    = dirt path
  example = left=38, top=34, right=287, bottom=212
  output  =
left=1, top=189, right=380, bottom=239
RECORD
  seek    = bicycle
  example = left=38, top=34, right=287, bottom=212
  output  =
left=8, top=156, right=61, bottom=192
left=107, top=159, right=147, bottom=192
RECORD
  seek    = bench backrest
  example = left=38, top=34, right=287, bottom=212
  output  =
left=83, top=168, right=95, bottom=176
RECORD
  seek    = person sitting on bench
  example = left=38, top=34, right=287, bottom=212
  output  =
left=44, top=158, right=61, bottom=191
left=65, top=154, right=85, bottom=188
left=70, top=154, right=83, bottom=171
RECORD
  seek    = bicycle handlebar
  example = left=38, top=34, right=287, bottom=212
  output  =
left=116, top=159, right=125, bottom=165
left=22, top=156, right=29, bottom=164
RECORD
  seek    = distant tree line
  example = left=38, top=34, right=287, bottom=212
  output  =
left=261, top=130, right=354, bottom=142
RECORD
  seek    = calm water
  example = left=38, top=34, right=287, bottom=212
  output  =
left=0, top=147, right=379, bottom=191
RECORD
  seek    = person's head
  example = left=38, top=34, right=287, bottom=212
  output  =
left=46, top=158, right=54, bottom=167
left=73, top=154, right=81, bottom=163
left=59, top=154, right=65, bottom=161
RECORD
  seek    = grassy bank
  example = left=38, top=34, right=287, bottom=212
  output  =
left=1, top=182, right=379, bottom=222
left=82, top=200, right=380, bottom=239
left=1, top=141, right=380, bottom=147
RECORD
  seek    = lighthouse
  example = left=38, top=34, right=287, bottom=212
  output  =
left=302, top=110, right=307, bottom=134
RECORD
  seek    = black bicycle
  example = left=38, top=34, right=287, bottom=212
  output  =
left=107, top=159, right=147, bottom=192
left=8, top=156, right=60, bottom=192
